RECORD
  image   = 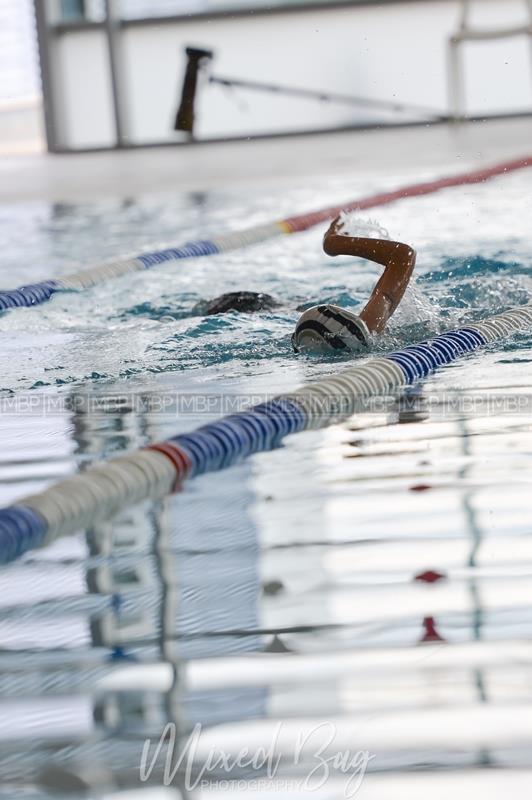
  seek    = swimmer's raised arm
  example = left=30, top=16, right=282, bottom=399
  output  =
left=291, top=216, right=417, bottom=353
left=323, top=217, right=416, bottom=333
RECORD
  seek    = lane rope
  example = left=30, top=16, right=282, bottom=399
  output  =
left=1, top=155, right=531, bottom=314
left=1, top=302, right=531, bottom=563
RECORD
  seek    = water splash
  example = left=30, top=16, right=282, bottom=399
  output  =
left=336, top=211, right=390, bottom=240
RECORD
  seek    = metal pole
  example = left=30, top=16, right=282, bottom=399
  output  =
left=209, top=75, right=448, bottom=120
left=103, top=0, right=128, bottom=147
left=34, top=0, right=61, bottom=152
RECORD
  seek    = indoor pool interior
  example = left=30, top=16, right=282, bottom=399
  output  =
left=1, top=161, right=532, bottom=798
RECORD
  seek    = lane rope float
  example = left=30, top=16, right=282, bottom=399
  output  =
left=1, top=301, right=531, bottom=564
left=1, top=155, right=531, bottom=314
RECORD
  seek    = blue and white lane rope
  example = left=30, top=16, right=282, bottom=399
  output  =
left=1, top=302, right=531, bottom=564
left=2, top=155, right=532, bottom=316
left=0, top=228, right=282, bottom=313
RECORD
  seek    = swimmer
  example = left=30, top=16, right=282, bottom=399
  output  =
left=203, top=214, right=416, bottom=353
left=292, top=215, right=416, bottom=352
left=201, top=291, right=280, bottom=315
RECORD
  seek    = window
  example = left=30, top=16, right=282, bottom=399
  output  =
left=0, top=0, right=39, bottom=102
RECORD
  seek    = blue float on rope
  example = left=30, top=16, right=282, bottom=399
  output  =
left=0, top=506, right=48, bottom=564
left=0, top=281, right=60, bottom=311
left=387, top=328, right=489, bottom=381
left=137, top=240, right=219, bottom=269
left=171, top=398, right=306, bottom=477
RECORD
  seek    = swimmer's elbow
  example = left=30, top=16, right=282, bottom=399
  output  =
left=400, top=242, right=416, bottom=263
left=393, top=241, right=417, bottom=273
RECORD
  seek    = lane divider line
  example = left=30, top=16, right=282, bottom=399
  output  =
left=1, top=302, right=531, bottom=564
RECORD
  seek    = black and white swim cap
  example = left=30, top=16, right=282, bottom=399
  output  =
left=292, top=304, right=370, bottom=353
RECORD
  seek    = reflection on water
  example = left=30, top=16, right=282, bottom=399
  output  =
left=1, top=174, right=532, bottom=797
left=2, top=379, right=532, bottom=798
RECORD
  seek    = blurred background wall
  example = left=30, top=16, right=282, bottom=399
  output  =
left=2, top=0, right=532, bottom=153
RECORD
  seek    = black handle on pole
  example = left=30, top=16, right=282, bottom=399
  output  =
left=174, top=47, right=214, bottom=136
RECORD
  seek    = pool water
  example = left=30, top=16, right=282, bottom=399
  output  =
left=1, top=165, right=532, bottom=798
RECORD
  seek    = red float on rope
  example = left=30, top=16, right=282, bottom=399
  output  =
left=282, top=155, right=532, bottom=233
left=146, top=442, right=192, bottom=491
